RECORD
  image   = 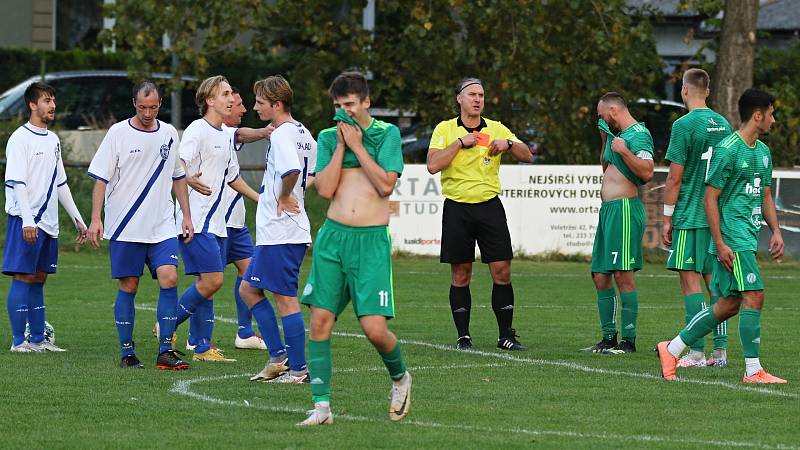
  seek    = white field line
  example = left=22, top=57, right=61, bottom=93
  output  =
left=64, top=264, right=800, bottom=280
left=172, top=373, right=798, bottom=449
left=136, top=304, right=797, bottom=399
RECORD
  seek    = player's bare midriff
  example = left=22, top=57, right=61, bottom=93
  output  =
left=600, top=164, right=638, bottom=202
left=326, top=168, right=392, bottom=227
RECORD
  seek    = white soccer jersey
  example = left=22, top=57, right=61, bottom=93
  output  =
left=4, top=123, right=67, bottom=237
left=176, top=118, right=240, bottom=237
left=220, top=124, right=246, bottom=229
left=88, top=119, right=184, bottom=243
left=256, top=120, right=317, bottom=245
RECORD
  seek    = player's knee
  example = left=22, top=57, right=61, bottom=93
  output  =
left=118, top=277, right=139, bottom=294
left=451, top=266, right=472, bottom=286
left=490, top=267, right=511, bottom=284
left=199, top=274, right=224, bottom=294
left=310, top=313, right=334, bottom=338
left=612, top=271, right=635, bottom=291
left=591, top=272, right=612, bottom=290
left=158, top=272, right=178, bottom=289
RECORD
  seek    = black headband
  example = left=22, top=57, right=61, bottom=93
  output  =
left=456, top=81, right=482, bottom=95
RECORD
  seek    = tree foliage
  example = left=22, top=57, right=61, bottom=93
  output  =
left=103, top=0, right=663, bottom=163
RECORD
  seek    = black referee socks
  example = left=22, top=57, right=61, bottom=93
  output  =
left=449, top=285, right=472, bottom=338
left=492, top=283, right=515, bottom=337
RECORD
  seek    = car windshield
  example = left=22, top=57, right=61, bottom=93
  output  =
left=0, top=79, right=33, bottom=115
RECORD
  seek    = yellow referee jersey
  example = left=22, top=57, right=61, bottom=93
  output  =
left=429, top=116, right=520, bottom=203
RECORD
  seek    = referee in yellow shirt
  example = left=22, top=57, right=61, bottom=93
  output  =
left=426, top=77, right=533, bottom=351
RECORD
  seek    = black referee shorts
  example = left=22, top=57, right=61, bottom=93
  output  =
left=440, top=196, right=513, bottom=264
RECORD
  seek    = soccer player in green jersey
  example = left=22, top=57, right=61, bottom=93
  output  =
left=658, top=89, right=786, bottom=384
left=662, top=69, right=732, bottom=368
left=297, top=72, right=411, bottom=425
left=581, top=92, right=654, bottom=354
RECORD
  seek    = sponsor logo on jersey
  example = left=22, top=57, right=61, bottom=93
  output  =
left=745, top=177, right=761, bottom=195
left=250, top=276, right=261, bottom=282
left=741, top=160, right=749, bottom=168
left=303, top=283, right=313, bottom=296
left=685, top=257, right=694, bottom=264
left=705, top=118, right=726, bottom=132
left=746, top=273, right=757, bottom=284
left=54, top=143, right=61, bottom=160
left=160, top=143, right=170, bottom=160
left=762, top=155, right=769, bottom=168
left=482, top=157, right=491, bottom=165
left=170, top=254, right=178, bottom=260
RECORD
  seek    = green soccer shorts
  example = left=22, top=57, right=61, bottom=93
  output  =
left=591, top=197, right=645, bottom=273
left=666, top=227, right=714, bottom=274
left=301, top=219, right=396, bottom=318
left=710, top=251, right=763, bottom=298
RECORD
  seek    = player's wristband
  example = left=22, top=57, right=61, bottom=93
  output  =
left=663, top=204, right=675, bottom=217
left=457, top=137, right=465, bottom=148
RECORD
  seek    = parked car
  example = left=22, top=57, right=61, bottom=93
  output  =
left=0, top=70, right=199, bottom=129
left=631, top=98, right=688, bottom=162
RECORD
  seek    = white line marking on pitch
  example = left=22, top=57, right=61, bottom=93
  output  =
left=395, top=270, right=800, bottom=280
left=136, top=304, right=797, bottom=398
left=172, top=374, right=797, bottom=449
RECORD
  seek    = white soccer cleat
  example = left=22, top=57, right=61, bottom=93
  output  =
left=235, top=334, right=267, bottom=350
left=677, top=354, right=707, bottom=368
left=296, top=405, right=333, bottom=426
left=389, top=371, right=412, bottom=422
left=185, top=339, right=196, bottom=352
left=270, top=370, right=309, bottom=384
left=30, top=338, right=66, bottom=352
left=249, top=356, right=289, bottom=382
left=10, top=341, right=43, bottom=353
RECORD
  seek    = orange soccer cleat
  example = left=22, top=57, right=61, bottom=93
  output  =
left=743, top=370, right=787, bottom=384
left=656, top=341, right=678, bottom=381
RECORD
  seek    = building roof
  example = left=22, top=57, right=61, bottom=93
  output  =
left=627, top=0, right=800, bottom=30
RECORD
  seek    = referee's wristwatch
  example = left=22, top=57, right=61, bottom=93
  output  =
left=506, top=139, right=514, bottom=151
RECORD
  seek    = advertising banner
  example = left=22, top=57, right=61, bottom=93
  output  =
left=389, top=165, right=800, bottom=258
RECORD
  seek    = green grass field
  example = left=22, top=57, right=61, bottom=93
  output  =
left=1, top=250, right=798, bottom=449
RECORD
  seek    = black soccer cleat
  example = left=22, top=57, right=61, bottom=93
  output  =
left=120, top=354, right=144, bottom=369
left=579, top=335, right=618, bottom=353
left=456, top=335, right=473, bottom=351
left=497, top=328, right=527, bottom=351
left=156, top=349, right=190, bottom=370
left=606, top=339, right=636, bottom=354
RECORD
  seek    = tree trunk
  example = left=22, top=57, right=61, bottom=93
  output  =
left=712, top=0, right=760, bottom=128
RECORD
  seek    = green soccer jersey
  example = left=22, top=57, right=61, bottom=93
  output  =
left=315, top=109, right=404, bottom=175
left=705, top=132, right=773, bottom=254
left=665, top=108, right=731, bottom=229
left=598, top=120, right=654, bottom=186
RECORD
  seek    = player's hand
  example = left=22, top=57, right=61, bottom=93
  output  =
left=716, top=243, right=735, bottom=272
left=74, top=220, right=88, bottom=245
left=264, top=123, right=275, bottom=140
left=87, top=220, right=103, bottom=249
left=277, top=195, right=300, bottom=217
left=340, top=123, right=363, bottom=151
left=769, top=232, right=784, bottom=260
left=611, top=137, right=627, bottom=154
left=335, top=123, right=346, bottom=150
left=661, top=218, right=672, bottom=247
left=459, top=133, right=477, bottom=149
left=488, top=139, right=511, bottom=156
left=181, top=215, right=194, bottom=244
left=187, top=172, right=212, bottom=196
left=22, top=226, right=37, bottom=244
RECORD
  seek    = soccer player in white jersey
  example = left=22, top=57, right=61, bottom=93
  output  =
left=4, top=82, right=87, bottom=353
left=242, top=76, right=317, bottom=383
left=204, top=86, right=270, bottom=351
left=173, top=75, right=261, bottom=362
left=86, top=81, right=193, bottom=370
